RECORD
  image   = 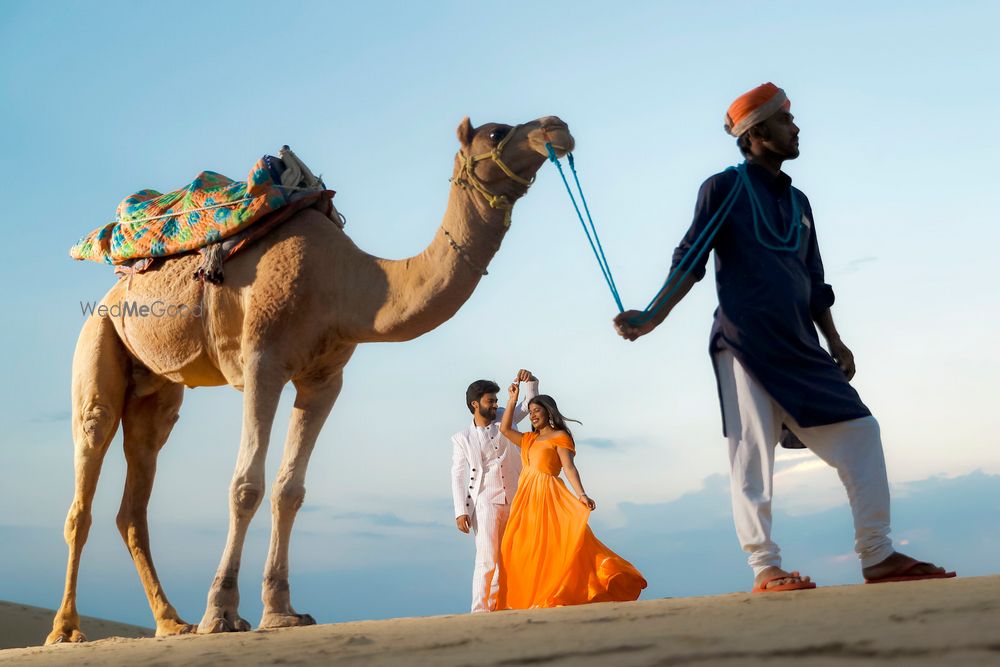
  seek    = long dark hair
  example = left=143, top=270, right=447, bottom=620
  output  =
left=528, top=394, right=581, bottom=438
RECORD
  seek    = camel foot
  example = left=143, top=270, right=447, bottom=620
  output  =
left=155, top=618, right=197, bottom=637
left=198, top=610, right=252, bottom=634
left=45, top=627, right=86, bottom=645
left=259, top=612, right=316, bottom=629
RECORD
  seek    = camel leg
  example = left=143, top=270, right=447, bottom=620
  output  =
left=116, top=379, right=195, bottom=637
left=199, top=354, right=286, bottom=633
left=46, top=315, right=129, bottom=645
left=259, top=373, right=343, bottom=628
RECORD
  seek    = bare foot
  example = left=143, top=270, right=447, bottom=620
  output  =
left=754, top=566, right=813, bottom=591
left=863, top=551, right=949, bottom=582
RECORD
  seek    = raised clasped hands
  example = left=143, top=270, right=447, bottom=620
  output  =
left=508, top=380, right=520, bottom=403
left=509, top=369, right=535, bottom=400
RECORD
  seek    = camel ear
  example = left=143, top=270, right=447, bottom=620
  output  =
left=456, top=117, right=474, bottom=148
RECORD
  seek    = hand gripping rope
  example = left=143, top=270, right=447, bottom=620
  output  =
left=544, top=147, right=802, bottom=327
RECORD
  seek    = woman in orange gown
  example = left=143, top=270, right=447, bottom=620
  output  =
left=496, top=381, right=646, bottom=609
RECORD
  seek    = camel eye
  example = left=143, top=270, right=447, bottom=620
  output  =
left=489, top=127, right=510, bottom=144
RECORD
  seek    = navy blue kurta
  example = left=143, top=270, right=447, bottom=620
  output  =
left=672, top=161, right=871, bottom=434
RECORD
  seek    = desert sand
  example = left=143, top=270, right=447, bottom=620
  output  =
left=1, top=576, right=997, bottom=666
left=0, top=601, right=152, bottom=650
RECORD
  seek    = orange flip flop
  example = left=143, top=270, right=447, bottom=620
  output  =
left=865, top=561, right=957, bottom=584
left=751, top=571, right=818, bottom=593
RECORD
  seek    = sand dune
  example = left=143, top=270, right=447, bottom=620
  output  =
left=1, top=576, right=997, bottom=666
left=0, top=601, right=152, bottom=650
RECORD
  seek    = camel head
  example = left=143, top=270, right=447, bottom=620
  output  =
left=453, top=116, right=574, bottom=226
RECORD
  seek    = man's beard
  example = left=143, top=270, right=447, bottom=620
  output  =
left=478, top=406, right=497, bottom=421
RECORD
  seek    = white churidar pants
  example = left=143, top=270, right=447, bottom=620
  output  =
left=716, top=349, right=895, bottom=576
left=470, top=500, right=511, bottom=613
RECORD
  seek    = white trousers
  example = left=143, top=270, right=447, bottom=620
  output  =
left=717, top=350, right=895, bottom=576
left=470, top=500, right=511, bottom=613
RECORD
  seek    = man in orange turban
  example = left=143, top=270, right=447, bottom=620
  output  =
left=614, top=83, right=954, bottom=592
left=724, top=82, right=790, bottom=138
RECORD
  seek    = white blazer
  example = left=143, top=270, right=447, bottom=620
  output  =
left=450, top=381, right=538, bottom=518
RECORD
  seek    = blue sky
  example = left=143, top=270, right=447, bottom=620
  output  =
left=1, top=0, right=998, bottom=628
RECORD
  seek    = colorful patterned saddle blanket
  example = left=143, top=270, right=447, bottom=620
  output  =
left=70, top=148, right=335, bottom=267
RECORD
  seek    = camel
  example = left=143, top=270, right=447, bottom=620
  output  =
left=46, top=116, right=575, bottom=644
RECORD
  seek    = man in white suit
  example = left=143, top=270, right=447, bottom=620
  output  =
left=451, top=369, right=538, bottom=613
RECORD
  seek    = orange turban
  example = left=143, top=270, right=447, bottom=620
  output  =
left=724, top=83, right=790, bottom=137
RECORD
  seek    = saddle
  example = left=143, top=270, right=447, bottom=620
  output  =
left=69, top=146, right=343, bottom=284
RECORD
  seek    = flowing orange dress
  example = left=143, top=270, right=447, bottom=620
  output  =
left=496, top=432, right=647, bottom=609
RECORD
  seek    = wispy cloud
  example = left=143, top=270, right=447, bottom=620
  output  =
left=347, top=530, right=392, bottom=540
left=604, top=469, right=999, bottom=599
left=331, top=511, right=444, bottom=529
left=775, top=459, right=830, bottom=478
left=774, top=451, right=818, bottom=474
left=836, top=256, right=878, bottom=275
left=3, top=472, right=995, bottom=628
left=825, top=552, right=856, bottom=564
left=776, top=451, right=816, bottom=462
left=29, top=410, right=70, bottom=423
left=577, top=437, right=621, bottom=450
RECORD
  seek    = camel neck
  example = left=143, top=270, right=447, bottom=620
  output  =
left=365, top=177, right=511, bottom=342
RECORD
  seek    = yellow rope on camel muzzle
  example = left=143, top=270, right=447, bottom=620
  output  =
left=452, top=125, right=535, bottom=228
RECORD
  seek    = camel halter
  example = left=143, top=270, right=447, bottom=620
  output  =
left=452, top=124, right=535, bottom=229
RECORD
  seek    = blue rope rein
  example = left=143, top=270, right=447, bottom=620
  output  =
left=546, top=143, right=623, bottom=312
left=543, top=151, right=802, bottom=326
left=630, top=168, right=744, bottom=326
